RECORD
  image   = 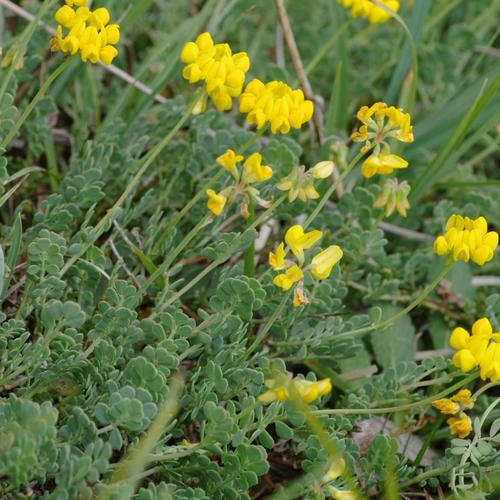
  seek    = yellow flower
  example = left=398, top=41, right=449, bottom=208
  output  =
left=181, top=32, right=250, bottom=112
left=352, top=102, right=414, bottom=148
left=449, top=327, right=470, bottom=350
left=310, top=245, right=343, bottom=280
left=242, top=153, right=273, bottom=183
left=239, top=79, right=314, bottom=134
left=479, top=342, right=500, bottom=382
left=278, top=162, right=334, bottom=203
left=51, top=4, right=119, bottom=65
left=449, top=317, right=500, bottom=382
left=433, top=214, right=499, bottom=266
left=361, top=153, right=408, bottom=179
left=451, top=389, right=474, bottom=409
left=322, top=457, right=346, bottom=483
left=273, top=265, right=303, bottom=291
left=285, top=225, right=322, bottom=259
left=216, top=149, right=243, bottom=178
left=447, top=415, right=472, bottom=438
left=373, top=178, right=411, bottom=217
left=259, top=377, right=332, bottom=404
left=269, top=242, right=286, bottom=270
left=66, top=0, right=89, bottom=6
left=310, top=161, right=334, bottom=179
left=432, top=398, right=460, bottom=415
left=206, top=189, right=227, bottom=216
left=327, top=488, right=358, bottom=500
left=338, top=0, right=400, bottom=23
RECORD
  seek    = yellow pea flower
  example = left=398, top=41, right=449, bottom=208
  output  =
left=352, top=102, right=412, bottom=181
left=273, top=265, right=303, bottom=291
left=310, top=160, right=334, bottom=179
left=269, top=242, right=286, bottom=270
left=239, top=79, right=314, bottom=134
left=479, top=342, right=500, bottom=382
left=242, top=153, right=273, bottom=183
left=338, top=0, right=399, bottom=24
left=216, top=149, right=243, bottom=178
left=451, top=389, right=474, bottom=409
left=51, top=3, right=119, bottom=65
left=447, top=415, right=472, bottom=438
left=432, top=398, right=460, bottom=415
left=180, top=32, right=250, bottom=112
left=434, top=214, right=499, bottom=266
left=310, top=245, right=343, bottom=280
left=452, top=349, right=478, bottom=373
left=449, top=327, right=470, bottom=350
left=327, top=489, right=358, bottom=500
left=373, top=179, right=411, bottom=218
left=361, top=153, right=408, bottom=179
left=66, top=0, right=89, bottom=6
left=285, top=225, right=322, bottom=259
left=259, top=377, right=332, bottom=404
left=206, top=189, right=227, bottom=216
left=322, top=457, right=346, bottom=483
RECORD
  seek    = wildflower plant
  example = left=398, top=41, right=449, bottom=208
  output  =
left=0, top=1, right=499, bottom=499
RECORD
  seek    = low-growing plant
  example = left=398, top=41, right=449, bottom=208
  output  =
left=0, top=0, right=499, bottom=498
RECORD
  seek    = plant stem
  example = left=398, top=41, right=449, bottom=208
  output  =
left=60, top=89, right=202, bottom=277
left=160, top=258, right=224, bottom=311
left=304, top=151, right=364, bottom=229
left=413, top=414, right=445, bottom=469
left=139, top=215, right=210, bottom=295
left=333, top=262, right=453, bottom=341
left=244, top=194, right=255, bottom=277
left=313, top=372, right=478, bottom=416
left=1, top=56, right=74, bottom=149
left=249, top=194, right=286, bottom=230
left=152, top=128, right=265, bottom=255
left=247, top=293, right=290, bottom=356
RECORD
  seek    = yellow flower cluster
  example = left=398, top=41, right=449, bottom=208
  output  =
left=449, top=317, right=500, bottom=382
left=240, top=79, right=314, bottom=134
left=373, top=179, right=411, bottom=218
left=180, top=32, right=250, bottom=112
left=277, top=161, right=334, bottom=202
left=269, top=225, right=343, bottom=306
left=206, top=150, right=272, bottom=217
left=259, top=376, right=332, bottom=404
left=338, top=0, right=400, bottom=24
left=432, top=389, right=475, bottom=438
left=51, top=1, right=120, bottom=65
left=352, top=102, right=413, bottom=179
left=434, top=215, right=499, bottom=266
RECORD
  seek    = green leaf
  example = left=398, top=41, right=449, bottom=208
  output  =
left=371, top=304, right=416, bottom=370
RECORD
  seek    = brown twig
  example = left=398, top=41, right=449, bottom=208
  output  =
left=274, top=0, right=324, bottom=142
left=0, top=0, right=167, bottom=104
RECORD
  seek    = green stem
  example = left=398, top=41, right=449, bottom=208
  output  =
left=60, top=89, right=202, bottom=277
left=249, top=194, right=286, bottom=230
left=472, top=380, right=500, bottom=400
left=244, top=194, right=255, bottom=277
left=313, top=372, right=478, bottom=416
left=152, top=128, right=265, bottom=254
left=247, top=293, right=290, bottom=356
left=1, top=56, right=74, bottom=149
left=160, top=258, right=224, bottom=311
left=304, top=151, right=365, bottom=230
left=0, top=0, right=58, bottom=105
left=152, top=169, right=224, bottom=254
left=413, top=414, right=445, bottom=469
left=333, top=262, right=453, bottom=341
left=139, top=215, right=210, bottom=295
